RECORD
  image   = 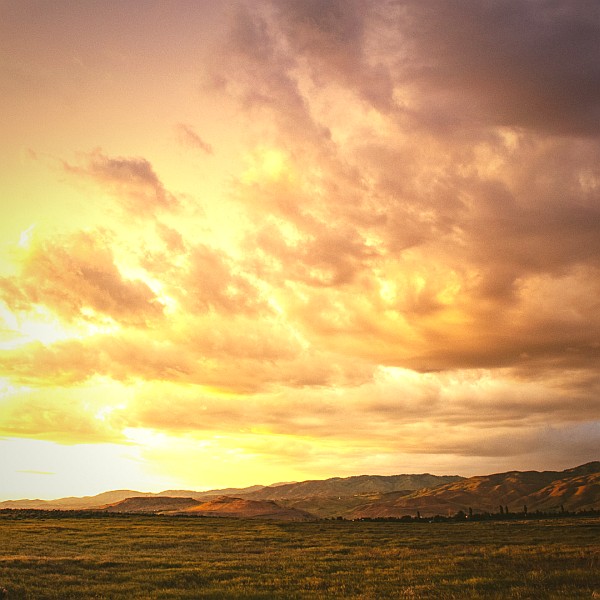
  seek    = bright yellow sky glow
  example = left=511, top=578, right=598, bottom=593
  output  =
left=1, top=1, right=599, bottom=501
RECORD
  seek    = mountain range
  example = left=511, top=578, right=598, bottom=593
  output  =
left=1, top=462, right=598, bottom=519
left=348, top=462, right=600, bottom=519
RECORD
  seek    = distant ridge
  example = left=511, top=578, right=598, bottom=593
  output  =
left=0, top=490, right=158, bottom=511
left=244, top=473, right=463, bottom=501
left=0, top=472, right=462, bottom=510
left=1, top=462, right=598, bottom=518
left=350, top=461, right=600, bottom=519
left=0, top=486, right=263, bottom=510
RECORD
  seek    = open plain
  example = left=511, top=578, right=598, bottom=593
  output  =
left=0, top=514, right=598, bottom=599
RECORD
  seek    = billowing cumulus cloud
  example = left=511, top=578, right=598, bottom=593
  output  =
left=204, top=0, right=600, bottom=378
left=0, top=231, right=163, bottom=326
left=0, top=0, right=599, bottom=497
left=176, top=244, right=267, bottom=315
left=0, top=320, right=374, bottom=393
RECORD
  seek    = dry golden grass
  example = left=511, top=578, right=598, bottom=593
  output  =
left=0, top=513, right=598, bottom=598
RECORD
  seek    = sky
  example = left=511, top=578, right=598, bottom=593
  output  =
left=1, top=0, right=599, bottom=500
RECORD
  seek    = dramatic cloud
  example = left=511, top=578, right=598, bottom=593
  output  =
left=0, top=231, right=163, bottom=326
left=390, top=0, right=600, bottom=135
left=274, top=0, right=394, bottom=112
left=1, top=0, right=599, bottom=498
left=125, top=369, right=598, bottom=440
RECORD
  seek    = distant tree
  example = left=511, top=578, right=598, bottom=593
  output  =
left=499, top=505, right=504, bottom=515
left=468, top=507, right=473, bottom=518
left=523, top=505, right=528, bottom=515
left=417, top=511, right=421, bottom=520
left=504, top=505, right=509, bottom=514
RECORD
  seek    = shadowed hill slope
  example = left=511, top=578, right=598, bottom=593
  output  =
left=100, top=496, right=201, bottom=513
left=98, top=495, right=314, bottom=520
left=350, top=462, right=600, bottom=518
left=523, top=471, right=600, bottom=512
left=180, top=496, right=315, bottom=520
left=244, top=474, right=464, bottom=501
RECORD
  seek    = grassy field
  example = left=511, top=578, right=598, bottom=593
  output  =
left=0, top=514, right=598, bottom=599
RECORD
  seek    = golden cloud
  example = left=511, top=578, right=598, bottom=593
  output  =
left=0, top=230, right=163, bottom=326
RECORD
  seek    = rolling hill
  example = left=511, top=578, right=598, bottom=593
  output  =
left=178, top=496, right=314, bottom=520
left=0, top=486, right=262, bottom=511
left=1, top=462, right=597, bottom=518
left=349, top=462, right=600, bottom=518
left=244, top=473, right=463, bottom=501
left=98, top=495, right=314, bottom=520
left=0, top=490, right=159, bottom=511
left=0, top=473, right=461, bottom=511
left=101, top=496, right=201, bottom=513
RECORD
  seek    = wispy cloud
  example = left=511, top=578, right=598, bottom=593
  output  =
left=175, top=123, right=213, bottom=155
left=63, top=149, right=180, bottom=216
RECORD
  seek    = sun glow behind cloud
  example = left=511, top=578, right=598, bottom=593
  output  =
left=242, top=148, right=289, bottom=184
left=18, top=224, right=35, bottom=249
left=0, top=0, right=599, bottom=500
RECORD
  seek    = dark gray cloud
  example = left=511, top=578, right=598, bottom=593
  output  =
left=392, top=0, right=600, bottom=135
